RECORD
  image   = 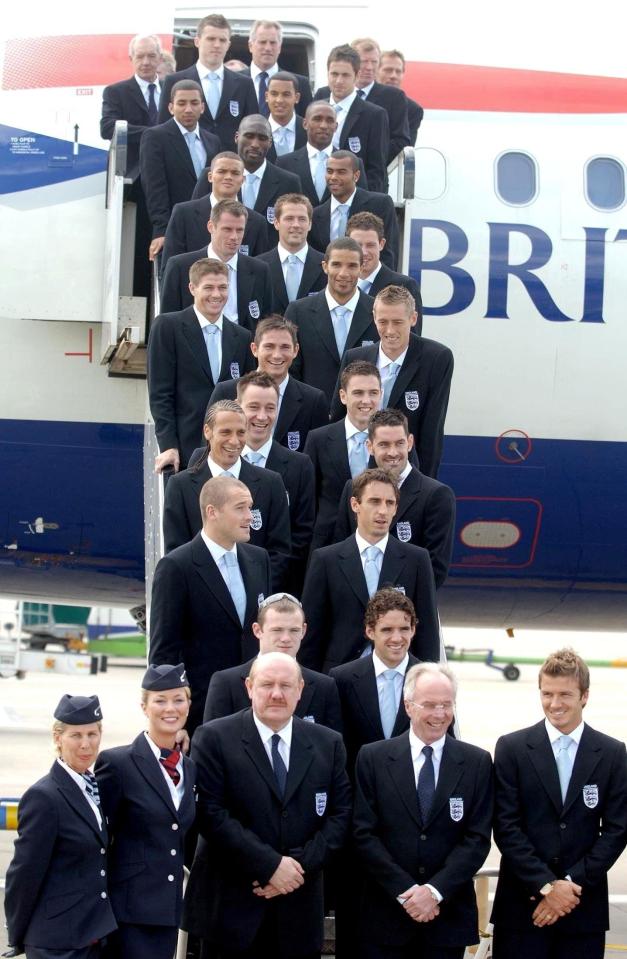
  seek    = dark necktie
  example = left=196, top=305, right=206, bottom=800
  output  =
left=258, top=71, right=269, bottom=116
left=160, top=746, right=181, bottom=786
left=417, top=745, right=435, bottom=821
left=82, top=770, right=101, bottom=805
left=147, top=82, right=158, bottom=125
left=271, top=733, right=287, bottom=796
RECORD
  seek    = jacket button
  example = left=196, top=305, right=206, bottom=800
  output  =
left=418, top=867, right=425, bottom=875
left=420, top=834, right=427, bottom=841
left=100, top=848, right=106, bottom=854
left=171, top=849, right=176, bottom=856
left=100, top=869, right=106, bottom=877
left=172, top=823, right=179, bottom=830
left=282, top=811, right=288, bottom=819
left=560, top=823, right=566, bottom=830
left=101, top=892, right=107, bottom=899
left=168, top=874, right=174, bottom=881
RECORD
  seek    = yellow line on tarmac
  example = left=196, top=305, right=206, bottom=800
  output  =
left=606, top=946, right=627, bottom=953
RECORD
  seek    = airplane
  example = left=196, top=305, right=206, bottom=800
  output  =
left=1, top=0, right=626, bottom=630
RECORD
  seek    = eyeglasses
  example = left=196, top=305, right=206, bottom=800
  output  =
left=406, top=701, right=454, bottom=713
left=258, top=592, right=303, bottom=611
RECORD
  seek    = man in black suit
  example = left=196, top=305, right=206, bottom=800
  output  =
left=304, top=360, right=382, bottom=549
left=148, top=258, right=255, bottom=473
left=334, top=409, right=456, bottom=588
left=285, top=237, right=377, bottom=403
left=140, top=80, right=221, bottom=263
left=265, top=72, right=307, bottom=163
left=491, top=648, right=627, bottom=959
left=204, top=592, right=341, bottom=730
left=162, top=400, right=291, bottom=591
left=378, top=49, right=424, bottom=143
left=182, top=652, right=352, bottom=957
left=150, top=475, right=272, bottom=734
left=347, top=211, right=421, bottom=331
left=331, top=285, right=454, bottom=478
left=276, top=101, right=368, bottom=209
left=300, top=468, right=440, bottom=673
left=314, top=44, right=389, bottom=193
left=209, top=315, right=329, bottom=453
left=308, top=151, right=399, bottom=269
left=353, top=661, right=493, bottom=959
left=235, top=371, right=315, bottom=595
left=162, top=151, right=270, bottom=271
left=352, top=38, right=411, bottom=164
left=160, top=199, right=273, bottom=330
left=256, top=193, right=326, bottom=313
left=245, top=19, right=312, bottom=118
left=158, top=13, right=258, bottom=151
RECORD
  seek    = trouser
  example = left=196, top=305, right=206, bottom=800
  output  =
left=492, top=924, right=605, bottom=959
left=102, top=922, right=179, bottom=959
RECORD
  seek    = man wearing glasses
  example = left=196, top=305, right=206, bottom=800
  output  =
left=353, top=662, right=493, bottom=959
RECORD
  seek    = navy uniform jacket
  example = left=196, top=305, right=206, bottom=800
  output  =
left=162, top=456, right=291, bottom=591
left=407, top=96, right=424, bottom=143
left=256, top=245, right=327, bottom=314
left=299, top=534, right=440, bottom=673
left=149, top=534, right=272, bottom=733
left=160, top=246, right=273, bottom=332
left=158, top=65, right=258, bottom=151
left=313, top=89, right=389, bottom=193
left=147, top=306, right=255, bottom=469
left=94, top=733, right=196, bottom=927
left=309, top=187, right=400, bottom=270
left=329, top=652, right=419, bottom=774
left=353, top=733, right=493, bottom=950
left=285, top=289, right=377, bottom=404
left=241, top=66, right=313, bottom=118
left=162, top=195, right=270, bottom=272
left=367, top=262, right=423, bottom=335
left=333, top=466, right=456, bottom=588
left=276, top=146, right=368, bottom=208
left=209, top=375, right=329, bottom=453
left=100, top=75, right=155, bottom=181
left=317, top=82, right=410, bottom=165
left=139, top=118, right=221, bottom=239
left=330, top=333, right=454, bottom=479
left=182, top=710, right=352, bottom=953
left=4, top=762, right=117, bottom=950
left=492, top=721, right=627, bottom=934
left=303, top=419, right=352, bottom=550
left=204, top=656, right=343, bottom=732
left=266, top=114, right=308, bottom=164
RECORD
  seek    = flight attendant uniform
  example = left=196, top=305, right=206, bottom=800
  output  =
left=4, top=694, right=117, bottom=959
left=96, top=663, right=196, bottom=959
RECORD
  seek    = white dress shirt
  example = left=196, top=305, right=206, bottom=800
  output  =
left=357, top=81, right=375, bottom=99
left=57, top=759, right=102, bottom=828
left=173, top=119, right=207, bottom=170
left=193, top=307, right=224, bottom=373
left=143, top=731, right=185, bottom=810
left=200, top=530, right=240, bottom=592
left=359, top=262, right=382, bottom=292
left=325, top=286, right=360, bottom=320
left=396, top=462, right=412, bottom=488
left=270, top=114, right=297, bottom=153
left=278, top=241, right=308, bottom=289
left=253, top=713, right=293, bottom=772
left=243, top=160, right=267, bottom=206
left=196, top=62, right=224, bottom=104
left=408, top=728, right=447, bottom=902
left=251, top=61, right=279, bottom=102
left=330, top=189, right=357, bottom=217
left=206, top=453, right=242, bottom=479
left=330, top=90, right=358, bottom=147
left=207, top=245, right=239, bottom=322
left=372, top=650, right=408, bottom=717
left=545, top=718, right=584, bottom=763
left=242, top=436, right=273, bottom=468
left=276, top=375, right=289, bottom=418
left=134, top=74, right=161, bottom=109
left=377, top=343, right=408, bottom=375
left=355, top=530, right=389, bottom=573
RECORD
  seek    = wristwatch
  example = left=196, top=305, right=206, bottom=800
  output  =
left=539, top=882, right=554, bottom=896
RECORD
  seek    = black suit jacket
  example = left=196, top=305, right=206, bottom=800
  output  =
left=4, top=762, right=117, bottom=950
left=266, top=114, right=307, bottom=164
left=309, top=187, right=400, bottom=270
left=160, top=246, right=273, bottom=331
left=147, top=307, right=254, bottom=468
left=139, top=118, right=221, bottom=238
left=162, top=457, right=291, bottom=590
left=329, top=653, right=419, bottom=774
left=303, top=419, right=352, bottom=549
left=209, top=375, right=329, bottom=453
left=265, top=440, right=315, bottom=592
left=407, top=96, right=424, bottom=143
left=492, top=721, right=627, bottom=934
left=313, top=90, right=389, bottom=192
left=353, top=733, right=493, bottom=950
left=367, top=262, right=422, bottom=334
left=204, top=656, right=342, bottom=732
left=256, top=245, right=326, bottom=314
left=158, top=65, right=258, bottom=151
left=334, top=466, right=456, bottom=588
left=100, top=75, right=156, bottom=181
left=285, top=289, right=377, bottom=404
left=276, top=146, right=368, bottom=208
left=182, top=710, right=351, bottom=952
left=162, top=194, right=270, bottom=272
left=242, top=66, right=313, bottom=118
left=317, top=82, right=410, bottom=164
left=331, top=333, right=454, bottom=478
left=95, top=734, right=196, bottom=927
left=149, top=534, right=272, bottom=732
left=299, top=534, right=440, bottom=673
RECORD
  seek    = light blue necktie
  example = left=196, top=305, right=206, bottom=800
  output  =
left=358, top=278, right=372, bottom=294
left=242, top=172, right=258, bottom=209
left=223, top=551, right=247, bottom=625
left=363, top=544, right=381, bottom=597
left=206, top=71, right=221, bottom=118
left=348, top=430, right=368, bottom=477
left=245, top=450, right=264, bottom=466
left=379, top=669, right=398, bottom=738
left=314, top=151, right=327, bottom=200
left=332, top=104, right=342, bottom=148
left=555, top=734, right=574, bottom=802
left=332, top=305, right=350, bottom=355
left=224, top=264, right=238, bottom=322
left=185, top=130, right=204, bottom=178
left=331, top=203, right=349, bottom=240
left=203, top=324, right=220, bottom=382
left=285, top=254, right=302, bottom=302
left=382, top=361, right=401, bottom=408
left=274, top=126, right=290, bottom=156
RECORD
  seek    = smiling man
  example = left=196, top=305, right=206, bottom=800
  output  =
left=265, top=72, right=307, bottom=160
left=256, top=193, right=326, bottom=313
left=491, top=648, right=627, bottom=959
left=244, top=19, right=313, bottom=117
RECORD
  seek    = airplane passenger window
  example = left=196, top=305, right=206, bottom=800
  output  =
left=585, top=157, right=625, bottom=210
left=495, top=151, right=537, bottom=205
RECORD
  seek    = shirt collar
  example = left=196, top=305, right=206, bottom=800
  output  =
left=193, top=305, right=223, bottom=331
left=355, top=529, right=388, bottom=556
left=307, top=142, right=331, bottom=160
left=331, top=90, right=357, bottom=111
left=246, top=160, right=267, bottom=181
left=197, top=62, right=224, bottom=81
left=134, top=74, right=160, bottom=93
left=409, top=727, right=447, bottom=761
left=200, top=528, right=238, bottom=564
left=330, top=189, right=357, bottom=212
left=344, top=415, right=368, bottom=441
left=143, top=731, right=183, bottom=766
left=545, top=718, right=585, bottom=745
left=253, top=713, right=294, bottom=747
left=378, top=343, right=408, bottom=370
left=277, top=374, right=290, bottom=397
left=363, top=263, right=382, bottom=284
left=57, top=758, right=93, bottom=790
left=207, top=453, right=241, bottom=479
left=372, top=649, right=409, bottom=678
left=174, top=119, right=200, bottom=138
left=270, top=114, right=296, bottom=133
left=325, top=286, right=360, bottom=315
left=397, top=462, right=412, bottom=487
left=357, top=81, right=375, bottom=98
left=277, top=242, right=308, bottom=264
left=207, top=245, right=238, bottom=270
left=242, top=437, right=273, bottom=462
left=251, top=62, right=279, bottom=81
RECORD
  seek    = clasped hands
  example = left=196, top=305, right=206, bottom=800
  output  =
left=398, top=884, right=440, bottom=923
left=532, top=879, right=582, bottom=927
left=252, top=856, right=304, bottom=898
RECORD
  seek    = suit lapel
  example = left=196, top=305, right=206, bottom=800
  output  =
left=181, top=306, right=213, bottom=383
left=379, top=537, right=406, bottom=589
left=129, top=78, right=150, bottom=118
left=255, top=165, right=278, bottom=215
left=299, top=250, right=321, bottom=297
left=526, top=721, right=563, bottom=814
left=275, top=377, right=302, bottom=437
left=238, top=540, right=265, bottom=628
left=338, top=536, right=369, bottom=606
left=389, top=335, right=422, bottom=407
left=191, top=533, right=242, bottom=627
left=313, top=294, right=341, bottom=360
left=268, top=250, right=288, bottom=310
left=52, top=762, right=106, bottom=842
left=424, top=735, right=464, bottom=827
left=297, top=676, right=316, bottom=718
left=391, top=654, right=418, bottom=735
left=327, top=421, right=351, bottom=475
left=340, top=98, right=363, bottom=144
left=284, top=720, right=314, bottom=804
left=236, top=256, right=255, bottom=327
left=241, top=710, right=283, bottom=801
left=219, top=318, right=241, bottom=380
left=386, top=734, right=422, bottom=827
left=216, top=68, right=236, bottom=119
left=352, top=659, right=384, bottom=739
left=562, top=725, right=604, bottom=814
left=395, top=470, right=421, bottom=523
left=131, top=733, right=178, bottom=817
left=345, top=294, right=375, bottom=350
left=167, top=120, right=196, bottom=180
